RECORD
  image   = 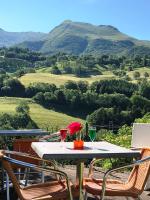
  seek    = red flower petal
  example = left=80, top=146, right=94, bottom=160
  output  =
left=67, top=122, right=82, bottom=135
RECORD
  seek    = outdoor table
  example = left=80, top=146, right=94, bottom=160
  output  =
left=31, top=141, right=140, bottom=200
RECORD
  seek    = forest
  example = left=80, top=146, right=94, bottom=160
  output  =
left=0, top=47, right=150, bottom=129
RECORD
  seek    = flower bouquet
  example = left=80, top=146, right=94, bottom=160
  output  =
left=67, top=121, right=84, bottom=150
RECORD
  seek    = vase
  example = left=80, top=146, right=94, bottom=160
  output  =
left=73, top=140, right=84, bottom=150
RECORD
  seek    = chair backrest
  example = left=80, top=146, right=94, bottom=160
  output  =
left=128, top=148, right=150, bottom=193
left=132, top=123, right=150, bottom=148
left=13, top=138, right=38, bottom=154
left=13, top=139, right=39, bottom=165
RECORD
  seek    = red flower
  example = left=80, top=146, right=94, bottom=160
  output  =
left=67, top=122, right=82, bottom=135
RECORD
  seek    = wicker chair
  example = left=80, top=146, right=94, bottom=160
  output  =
left=0, top=150, right=77, bottom=200
left=3, top=139, right=49, bottom=200
left=83, top=148, right=150, bottom=200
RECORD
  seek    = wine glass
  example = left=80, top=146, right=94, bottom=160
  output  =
left=60, top=129, right=68, bottom=148
left=88, top=126, right=96, bottom=149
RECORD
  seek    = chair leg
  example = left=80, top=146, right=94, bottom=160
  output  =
left=17, top=168, right=21, bottom=181
left=41, top=171, right=45, bottom=183
left=137, top=196, right=143, bottom=200
left=6, top=173, right=10, bottom=200
left=84, top=192, right=88, bottom=200
left=23, top=167, right=28, bottom=181
left=24, top=168, right=30, bottom=186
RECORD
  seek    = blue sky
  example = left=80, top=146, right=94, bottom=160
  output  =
left=0, top=0, right=150, bottom=40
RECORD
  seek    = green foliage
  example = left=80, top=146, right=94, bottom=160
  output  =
left=26, top=82, right=57, bottom=98
left=144, top=72, right=149, bottom=78
left=99, top=126, right=131, bottom=148
left=112, top=70, right=126, bottom=77
left=135, top=112, right=150, bottom=123
left=3, top=78, right=25, bottom=97
left=0, top=112, right=37, bottom=130
left=139, top=80, right=150, bottom=99
left=0, top=97, right=84, bottom=130
left=51, top=66, right=62, bottom=74
left=16, top=101, right=30, bottom=114
left=130, top=94, right=150, bottom=113
left=64, top=81, right=78, bottom=90
left=90, top=79, right=137, bottom=97
left=0, top=47, right=46, bottom=72
left=87, top=107, right=132, bottom=127
left=133, top=71, right=140, bottom=79
left=94, top=125, right=132, bottom=169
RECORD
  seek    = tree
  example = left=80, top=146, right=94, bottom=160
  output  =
left=130, top=94, right=150, bottom=114
left=4, top=78, right=25, bottom=97
left=64, top=81, right=78, bottom=90
left=0, top=68, right=6, bottom=74
left=25, top=83, right=57, bottom=98
left=77, top=81, right=89, bottom=93
left=90, top=79, right=137, bottom=97
left=16, top=101, right=30, bottom=114
left=15, top=69, right=25, bottom=78
left=128, top=66, right=133, bottom=71
left=144, top=72, right=149, bottom=78
left=139, top=80, right=150, bottom=99
left=87, top=107, right=132, bottom=128
left=133, top=71, right=140, bottom=80
left=51, top=66, right=61, bottom=74
left=33, top=92, right=45, bottom=104
left=55, top=90, right=66, bottom=104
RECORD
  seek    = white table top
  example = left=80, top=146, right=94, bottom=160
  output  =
left=31, top=141, right=140, bottom=160
left=0, top=129, right=48, bottom=136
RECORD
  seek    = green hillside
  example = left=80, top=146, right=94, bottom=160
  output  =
left=17, top=20, right=150, bottom=56
left=19, top=67, right=150, bottom=87
left=0, top=97, right=84, bottom=129
left=19, top=72, right=115, bottom=87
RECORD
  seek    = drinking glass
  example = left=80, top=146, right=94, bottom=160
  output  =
left=60, top=129, right=67, bottom=148
left=88, top=126, right=96, bottom=149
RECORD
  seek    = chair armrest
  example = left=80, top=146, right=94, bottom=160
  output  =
left=100, top=156, right=150, bottom=200
left=88, top=158, right=106, bottom=178
left=3, top=155, right=73, bottom=200
left=4, top=150, right=58, bottom=170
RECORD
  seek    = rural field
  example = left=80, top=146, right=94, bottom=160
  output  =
left=127, top=67, right=150, bottom=79
left=19, top=67, right=150, bottom=87
left=19, top=71, right=115, bottom=87
left=0, top=97, right=84, bottom=130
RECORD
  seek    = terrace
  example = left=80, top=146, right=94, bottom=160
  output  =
left=0, top=123, right=150, bottom=200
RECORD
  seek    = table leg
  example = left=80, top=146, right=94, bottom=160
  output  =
left=76, top=161, right=84, bottom=200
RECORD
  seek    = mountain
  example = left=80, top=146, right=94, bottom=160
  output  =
left=0, top=28, right=47, bottom=47
left=7, top=20, right=150, bottom=55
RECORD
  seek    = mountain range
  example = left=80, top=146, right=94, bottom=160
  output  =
left=1, top=20, right=150, bottom=56
left=0, top=28, right=46, bottom=47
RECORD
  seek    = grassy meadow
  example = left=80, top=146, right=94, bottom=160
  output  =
left=127, top=67, right=150, bottom=79
left=19, top=67, right=150, bottom=87
left=19, top=71, right=115, bottom=87
left=0, top=97, right=84, bottom=130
